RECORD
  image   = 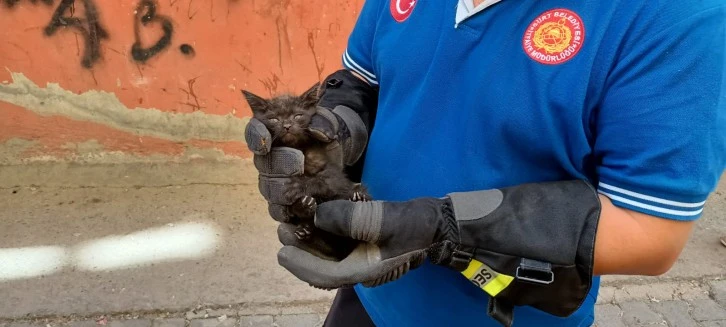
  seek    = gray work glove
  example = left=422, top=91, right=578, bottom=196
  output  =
left=245, top=105, right=368, bottom=260
left=277, top=180, right=601, bottom=327
left=245, top=105, right=368, bottom=223
left=277, top=197, right=446, bottom=288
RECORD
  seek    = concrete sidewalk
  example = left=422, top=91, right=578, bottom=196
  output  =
left=2, top=279, right=726, bottom=327
left=0, top=164, right=724, bottom=325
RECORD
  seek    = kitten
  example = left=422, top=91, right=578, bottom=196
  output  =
left=243, top=83, right=370, bottom=242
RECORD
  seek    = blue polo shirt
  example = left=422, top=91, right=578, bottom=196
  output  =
left=342, top=0, right=726, bottom=326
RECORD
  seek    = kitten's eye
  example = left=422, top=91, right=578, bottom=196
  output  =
left=294, top=114, right=303, bottom=120
left=269, top=118, right=279, bottom=123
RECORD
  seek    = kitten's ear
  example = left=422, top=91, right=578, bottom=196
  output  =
left=300, top=82, right=321, bottom=108
left=242, top=90, right=270, bottom=114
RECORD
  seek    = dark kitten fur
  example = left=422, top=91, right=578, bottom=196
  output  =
left=243, top=83, right=370, bottom=240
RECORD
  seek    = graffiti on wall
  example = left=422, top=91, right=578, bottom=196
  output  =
left=132, top=0, right=171, bottom=63
left=3, top=0, right=195, bottom=68
left=45, top=0, right=108, bottom=68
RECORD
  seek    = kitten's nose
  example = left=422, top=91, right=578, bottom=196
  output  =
left=283, top=123, right=292, bottom=130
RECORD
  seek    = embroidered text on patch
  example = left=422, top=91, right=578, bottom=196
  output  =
left=522, top=9, right=585, bottom=65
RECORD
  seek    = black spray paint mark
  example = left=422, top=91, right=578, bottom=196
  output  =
left=179, top=43, right=195, bottom=57
left=2, top=0, right=53, bottom=8
left=131, top=0, right=173, bottom=63
left=44, top=0, right=109, bottom=68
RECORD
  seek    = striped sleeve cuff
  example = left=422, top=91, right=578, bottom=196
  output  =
left=597, top=182, right=706, bottom=221
left=342, top=49, right=378, bottom=85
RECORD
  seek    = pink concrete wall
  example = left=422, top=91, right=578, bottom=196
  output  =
left=0, top=0, right=362, bottom=162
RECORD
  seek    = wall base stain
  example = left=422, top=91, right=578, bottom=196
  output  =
left=0, top=72, right=249, bottom=143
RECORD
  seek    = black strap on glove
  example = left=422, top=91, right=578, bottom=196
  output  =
left=318, top=69, right=378, bottom=182
left=318, top=69, right=379, bottom=134
left=277, top=180, right=601, bottom=327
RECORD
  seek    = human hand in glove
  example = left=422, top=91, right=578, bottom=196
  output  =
left=244, top=70, right=376, bottom=260
left=244, top=104, right=367, bottom=223
left=245, top=69, right=374, bottom=224
left=277, top=197, right=457, bottom=288
left=277, top=180, right=602, bottom=327
left=244, top=104, right=367, bottom=260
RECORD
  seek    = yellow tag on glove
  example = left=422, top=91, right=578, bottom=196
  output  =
left=461, top=259, right=514, bottom=297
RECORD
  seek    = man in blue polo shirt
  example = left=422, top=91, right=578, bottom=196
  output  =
left=244, top=0, right=726, bottom=325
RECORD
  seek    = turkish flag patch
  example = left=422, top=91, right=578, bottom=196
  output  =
left=390, top=0, right=417, bottom=22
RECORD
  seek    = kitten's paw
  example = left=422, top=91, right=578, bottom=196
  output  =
left=294, top=223, right=314, bottom=240
left=283, top=186, right=306, bottom=205
left=290, top=195, right=317, bottom=219
left=301, top=195, right=315, bottom=207
left=350, top=184, right=372, bottom=202
left=351, top=191, right=367, bottom=201
left=300, top=195, right=317, bottom=216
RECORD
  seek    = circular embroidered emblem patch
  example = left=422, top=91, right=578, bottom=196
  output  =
left=390, top=0, right=417, bottom=22
left=522, top=9, right=585, bottom=65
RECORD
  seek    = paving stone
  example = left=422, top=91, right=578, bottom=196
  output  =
left=649, top=300, right=698, bottom=327
left=239, top=316, right=273, bottom=327
left=595, top=304, right=626, bottom=327
left=190, top=318, right=237, bottom=327
left=151, top=318, right=185, bottom=327
left=614, top=286, right=664, bottom=303
left=273, top=314, right=322, bottom=327
left=598, top=287, right=616, bottom=304
left=108, top=320, right=152, bottom=327
left=701, top=321, right=726, bottom=327
left=711, top=280, right=726, bottom=306
left=278, top=302, right=330, bottom=315
left=690, top=299, right=726, bottom=321
left=238, top=303, right=281, bottom=316
left=675, top=282, right=711, bottom=301
left=186, top=309, right=210, bottom=320
left=677, top=287, right=710, bottom=301
left=614, top=283, right=685, bottom=303
left=186, top=308, right=237, bottom=320
left=614, top=286, right=647, bottom=303
left=620, top=301, right=664, bottom=325
left=205, top=309, right=237, bottom=318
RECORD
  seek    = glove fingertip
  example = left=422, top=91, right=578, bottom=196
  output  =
left=268, top=203, right=292, bottom=223
left=277, top=246, right=340, bottom=289
left=307, top=127, right=335, bottom=143
left=307, top=112, right=338, bottom=142
left=276, top=245, right=295, bottom=264
left=314, top=200, right=355, bottom=233
left=245, top=118, right=272, bottom=155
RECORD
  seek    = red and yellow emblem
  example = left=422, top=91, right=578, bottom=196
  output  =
left=522, top=9, right=585, bottom=65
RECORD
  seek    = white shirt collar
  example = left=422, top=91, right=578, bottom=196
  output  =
left=455, top=0, right=503, bottom=27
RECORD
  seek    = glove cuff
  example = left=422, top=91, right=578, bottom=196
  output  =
left=426, top=199, right=471, bottom=270
left=318, top=69, right=378, bottom=132
left=442, top=180, right=601, bottom=326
